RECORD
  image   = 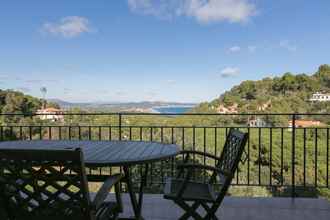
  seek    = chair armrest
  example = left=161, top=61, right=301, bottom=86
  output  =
left=180, top=150, right=221, bottom=161
left=92, top=173, right=123, bottom=210
left=177, top=163, right=231, bottom=177
left=177, top=150, right=221, bottom=178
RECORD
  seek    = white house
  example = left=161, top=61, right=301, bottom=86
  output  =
left=309, top=92, right=330, bottom=102
left=36, top=108, right=64, bottom=122
left=248, top=117, right=268, bottom=127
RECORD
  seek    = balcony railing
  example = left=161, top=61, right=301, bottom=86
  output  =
left=0, top=112, right=329, bottom=197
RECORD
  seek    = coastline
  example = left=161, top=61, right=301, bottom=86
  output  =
left=151, top=106, right=194, bottom=114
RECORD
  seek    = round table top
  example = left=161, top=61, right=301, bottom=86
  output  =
left=0, top=140, right=180, bottom=166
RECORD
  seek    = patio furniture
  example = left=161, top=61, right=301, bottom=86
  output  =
left=0, top=198, right=9, bottom=219
left=0, top=147, right=123, bottom=220
left=0, top=140, right=180, bottom=220
left=164, top=128, right=248, bottom=220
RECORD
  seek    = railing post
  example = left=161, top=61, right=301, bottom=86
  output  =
left=0, top=126, right=3, bottom=141
left=291, top=114, right=296, bottom=197
left=119, top=113, right=122, bottom=141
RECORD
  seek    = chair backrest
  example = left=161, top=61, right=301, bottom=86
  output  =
left=211, top=129, right=248, bottom=193
left=218, top=129, right=248, bottom=175
left=0, top=147, right=93, bottom=220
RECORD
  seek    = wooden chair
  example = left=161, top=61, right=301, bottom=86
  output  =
left=0, top=147, right=123, bottom=220
left=164, top=129, right=248, bottom=220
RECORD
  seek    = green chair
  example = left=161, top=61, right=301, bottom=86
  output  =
left=164, top=129, right=248, bottom=220
left=0, top=147, right=123, bottom=220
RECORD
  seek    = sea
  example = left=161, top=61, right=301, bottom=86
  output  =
left=152, top=106, right=193, bottom=114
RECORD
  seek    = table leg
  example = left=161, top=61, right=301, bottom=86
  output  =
left=138, top=164, right=149, bottom=212
left=122, top=164, right=149, bottom=220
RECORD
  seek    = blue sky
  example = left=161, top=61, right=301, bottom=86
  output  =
left=0, top=0, right=330, bottom=103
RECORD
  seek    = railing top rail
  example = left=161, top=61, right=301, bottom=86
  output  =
left=1, top=125, right=329, bottom=129
left=1, top=112, right=330, bottom=116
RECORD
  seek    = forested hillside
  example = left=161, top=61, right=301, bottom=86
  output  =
left=0, top=90, right=42, bottom=114
left=0, top=89, right=42, bottom=126
left=194, top=64, right=330, bottom=125
left=0, top=89, right=62, bottom=126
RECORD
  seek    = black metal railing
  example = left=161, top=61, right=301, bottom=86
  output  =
left=0, top=112, right=329, bottom=197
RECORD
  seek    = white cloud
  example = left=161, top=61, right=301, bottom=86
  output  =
left=228, top=46, right=241, bottom=52
left=146, top=91, right=158, bottom=96
left=279, top=40, right=297, bottom=52
left=128, top=0, right=178, bottom=20
left=182, top=0, right=256, bottom=24
left=166, top=79, right=176, bottom=85
left=248, top=45, right=257, bottom=52
left=128, top=0, right=257, bottom=24
left=16, top=87, right=31, bottom=93
left=0, top=74, right=12, bottom=80
left=25, top=79, right=60, bottom=84
left=1, top=74, right=62, bottom=84
left=64, top=88, right=71, bottom=94
left=144, top=91, right=159, bottom=101
left=115, top=91, right=126, bottom=97
left=220, top=67, right=240, bottom=78
left=42, top=16, right=94, bottom=38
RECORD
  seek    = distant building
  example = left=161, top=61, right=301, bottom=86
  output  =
left=36, top=108, right=64, bottom=122
left=217, top=103, right=238, bottom=114
left=288, top=120, right=324, bottom=128
left=248, top=117, right=268, bottom=127
left=257, top=100, right=271, bottom=111
left=309, top=92, right=330, bottom=102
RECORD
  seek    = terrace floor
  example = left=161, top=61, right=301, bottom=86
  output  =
left=104, top=194, right=330, bottom=220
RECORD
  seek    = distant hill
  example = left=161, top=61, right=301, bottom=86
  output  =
left=47, top=98, right=73, bottom=107
left=193, top=64, right=330, bottom=125
left=48, top=99, right=197, bottom=112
